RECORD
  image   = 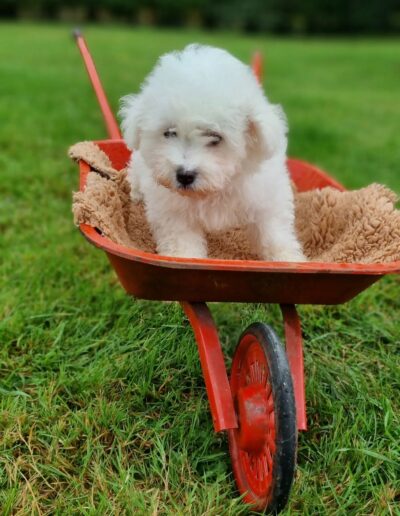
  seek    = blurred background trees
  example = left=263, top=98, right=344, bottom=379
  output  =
left=1, top=0, right=399, bottom=34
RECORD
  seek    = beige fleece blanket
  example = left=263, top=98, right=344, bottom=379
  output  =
left=70, top=142, right=400, bottom=263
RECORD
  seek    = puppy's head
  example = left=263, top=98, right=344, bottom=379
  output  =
left=120, top=45, right=287, bottom=196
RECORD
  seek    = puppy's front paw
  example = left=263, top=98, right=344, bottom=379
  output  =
left=165, top=249, right=208, bottom=259
left=130, top=185, right=144, bottom=204
left=152, top=222, right=207, bottom=259
left=157, top=241, right=207, bottom=259
left=271, top=248, right=307, bottom=262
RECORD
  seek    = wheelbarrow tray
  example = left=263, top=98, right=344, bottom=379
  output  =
left=78, top=139, right=400, bottom=304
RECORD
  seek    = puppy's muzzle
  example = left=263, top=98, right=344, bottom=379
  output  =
left=176, top=167, right=197, bottom=187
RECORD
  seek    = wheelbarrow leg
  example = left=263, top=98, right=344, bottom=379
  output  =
left=280, top=304, right=307, bottom=431
left=181, top=302, right=238, bottom=433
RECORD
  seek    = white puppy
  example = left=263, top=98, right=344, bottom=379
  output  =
left=119, top=44, right=305, bottom=261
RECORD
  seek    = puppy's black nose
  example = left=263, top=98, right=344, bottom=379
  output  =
left=176, top=167, right=197, bottom=186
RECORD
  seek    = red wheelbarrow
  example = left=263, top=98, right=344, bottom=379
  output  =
left=73, top=32, right=400, bottom=513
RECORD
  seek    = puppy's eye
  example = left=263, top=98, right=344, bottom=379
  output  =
left=207, top=137, right=222, bottom=147
left=164, top=129, right=177, bottom=138
left=205, top=132, right=222, bottom=147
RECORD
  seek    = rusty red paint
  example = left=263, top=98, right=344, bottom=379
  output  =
left=181, top=302, right=237, bottom=432
left=236, top=385, right=269, bottom=452
left=74, top=33, right=122, bottom=140
left=280, top=304, right=307, bottom=431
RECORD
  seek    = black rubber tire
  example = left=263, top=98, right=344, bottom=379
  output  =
left=228, top=322, right=297, bottom=514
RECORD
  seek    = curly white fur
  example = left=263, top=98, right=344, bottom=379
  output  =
left=119, top=44, right=305, bottom=261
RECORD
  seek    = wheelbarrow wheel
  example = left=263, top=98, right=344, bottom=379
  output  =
left=228, top=322, right=297, bottom=514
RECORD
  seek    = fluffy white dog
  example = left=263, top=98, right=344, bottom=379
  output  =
left=119, top=44, right=305, bottom=261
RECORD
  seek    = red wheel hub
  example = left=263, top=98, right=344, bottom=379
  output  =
left=236, top=384, right=269, bottom=452
left=229, top=334, right=276, bottom=502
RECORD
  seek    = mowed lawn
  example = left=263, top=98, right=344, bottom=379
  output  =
left=1, top=22, right=400, bottom=514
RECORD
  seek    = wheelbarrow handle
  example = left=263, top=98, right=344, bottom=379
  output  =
left=73, top=28, right=122, bottom=140
left=251, top=51, right=263, bottom=84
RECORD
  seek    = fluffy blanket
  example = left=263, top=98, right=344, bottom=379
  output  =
left=70, top=142, right=400, bottom=263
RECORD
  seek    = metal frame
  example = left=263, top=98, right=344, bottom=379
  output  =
left=183, top=301, right=307, bottom=433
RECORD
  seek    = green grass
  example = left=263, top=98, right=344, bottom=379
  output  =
left=1, top=22, right=400, bottom=514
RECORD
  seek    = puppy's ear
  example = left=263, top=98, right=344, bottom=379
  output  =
left=247, top=103, right=288, bottom=160
left=119, top=94, right=143, bottom=150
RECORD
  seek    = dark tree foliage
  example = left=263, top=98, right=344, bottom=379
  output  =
left=3, top=0, right=400, bottom=33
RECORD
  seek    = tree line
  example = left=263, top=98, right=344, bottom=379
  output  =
left=2, top=0, right=400, bottom=34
